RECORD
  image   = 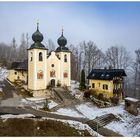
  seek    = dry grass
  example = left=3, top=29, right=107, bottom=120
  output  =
left=0, top=118, right=91, bottom=137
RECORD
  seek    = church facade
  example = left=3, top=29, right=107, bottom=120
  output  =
left=7, top=23, right=71, bottom=91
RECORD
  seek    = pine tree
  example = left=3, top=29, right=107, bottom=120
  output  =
left=79, top=69, right=86, bottom=90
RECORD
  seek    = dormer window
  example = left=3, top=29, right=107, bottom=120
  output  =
left=39, top=52, right=43, bottom=61
left=64, top=54, right=67, bottom=62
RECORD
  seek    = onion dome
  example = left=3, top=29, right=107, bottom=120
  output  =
left=57, top=28, right=67, bottom=47
left=32, top=24, right=43, bottom=43
left=56, top=28, right=70, bottom=52
left=28, top=22, right=47, bottom=50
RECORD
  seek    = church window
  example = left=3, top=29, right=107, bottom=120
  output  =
left=64, top=54, right=67, bottom=62
left=37, top=70, right=43, bottom=79
left=51, top=64, right=54, bottom=67
left=30, top=52, right=33, bottom=61
left=15, top=72, right=17, bottom=75
left=50, top=70, right=55, bottom=77
left=39, top=52, right=43, bottom=61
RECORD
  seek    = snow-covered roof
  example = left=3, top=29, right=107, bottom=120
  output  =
left=125, top=97, right=139, bottom=102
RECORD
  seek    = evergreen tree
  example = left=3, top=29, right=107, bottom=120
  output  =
left=79, top=69, right=86, bottom=90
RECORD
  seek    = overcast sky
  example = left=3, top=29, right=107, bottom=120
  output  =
left=0, top=2, right=140, bottom=55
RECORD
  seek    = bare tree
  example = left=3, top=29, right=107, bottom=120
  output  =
left=105, top=46, right=131, bottom=70
left=68, top=44, right=79, bottom=81
left=18, top=33, right=28, bottom=61
left=79, top=41, right=103, bottom=76
left=133, top=49, right=140, bottom=99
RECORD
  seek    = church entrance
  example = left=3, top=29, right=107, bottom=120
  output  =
left=51, top=79, right=55, bottom=87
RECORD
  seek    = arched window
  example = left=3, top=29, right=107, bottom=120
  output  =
left=39, top=52, right=43, bottom=61
left=30, top=52, right=33, bottom=61
left=64, top=54, right=67, bottom=62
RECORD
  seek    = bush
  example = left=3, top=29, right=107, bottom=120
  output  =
left=56, top=80, right=61, bottom=87
left=63, top=84, right=69, bottom=91
left=110, top=96, right=119, bottom=105
left=98, top=93, right=104, bottom=100
left=47, top=83, right=52, bottom=90
left=42, top=99, right=50, bottom=111
left=84, top=89, right=97, bottom=98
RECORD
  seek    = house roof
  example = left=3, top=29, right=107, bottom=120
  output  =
left=87, top=69, right=127, bottom=80
left=11, top=60, right=28, bottom=71
left=125, top=97, right=139, bottom=103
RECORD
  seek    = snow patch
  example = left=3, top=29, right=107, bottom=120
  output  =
left=48, top=100, right=58, bottom=109
left=54, top=108, right=85, bottom=118
left=0, top=67, right=8, bottom=82
left=0, top=114, right=35, bottom=119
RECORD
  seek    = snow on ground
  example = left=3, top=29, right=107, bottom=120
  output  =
left=54, top=101, right=140, bottom=136
left=42, top=117, right=102, bottom=137
left=0, top=114, right=35, bottom=119
left=48, top=100, right=58, bottom=109
left=54, top=108, right=85, bottom=118
left=76, top=102, right=125, bottom=119
left=105, top=111, right=140, bottom=137
left=0, top=67, right=8, bottom=81
left=70, top=80, right=83, bottom=99
left=20, top=98, right=58, bottom=110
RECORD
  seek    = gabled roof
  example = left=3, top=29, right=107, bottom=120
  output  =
left=87, top=69, right=127, bottom=80
left=11, top=60, right=28, bottom=71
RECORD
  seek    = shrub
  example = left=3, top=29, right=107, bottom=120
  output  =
left=56, top=80, right=61, bottom=87
left=84, top=89, right=97, bottom=98
left=79, top=69, right=86, bottom=90
left=98, top=93, right=104, bottom=100
left=42, top=99, right=50, bottom=111
left=110, top=96, right=119, bottom=105
left=63, top=84, right=69, bottom=91
left=47, top=83, right=52, bottom=90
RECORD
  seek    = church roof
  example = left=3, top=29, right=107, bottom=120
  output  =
left=87, top=69, right=127, bottom=80
left=55, top=28, right=70, bottom=53
left=28, top=22, right=47, bottom=50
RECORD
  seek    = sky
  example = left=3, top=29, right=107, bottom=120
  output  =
left=0, top=2, right=140, bottom=55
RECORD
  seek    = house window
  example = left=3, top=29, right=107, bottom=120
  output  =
left=103, top=84, right=108, bottom=90
left=39, top=52, right=43, bottom=61
left=98, top=83, right=101, bottom=87
left=92, top=83, right=95, bottom=88
left=50, top=70, right=55, bottom=77
left=64, top=72, right=68, bottom=78
left=30, top=52, right=33, bottom=61
left=15, top=72, right=17, bottom=75
left=64, top=54, right=67, bottom=62
left=37, top=71, right=43, bottom=79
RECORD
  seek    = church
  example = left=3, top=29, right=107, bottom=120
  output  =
left=7, top=23, right=71, bottom=94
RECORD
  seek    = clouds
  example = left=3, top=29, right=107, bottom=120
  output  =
left=0, top=2, right=140, bottom=55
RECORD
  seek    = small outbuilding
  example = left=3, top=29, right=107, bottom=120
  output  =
left=124, top=97, right=140, bottom=116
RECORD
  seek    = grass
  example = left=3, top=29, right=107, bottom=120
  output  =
left=0, top=118, right=92, bottom=137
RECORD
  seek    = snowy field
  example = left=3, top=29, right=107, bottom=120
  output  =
left=54, top=102, right=140, bottom=137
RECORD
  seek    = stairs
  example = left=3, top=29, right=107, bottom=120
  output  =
left=85, top=113, right=117, bottom=131
left=53, top=88, right=74, bottom=104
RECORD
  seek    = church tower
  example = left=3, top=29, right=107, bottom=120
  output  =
left=28, top=22, right=48, bottom=91
left=55, top=29, right=71, bottom=87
